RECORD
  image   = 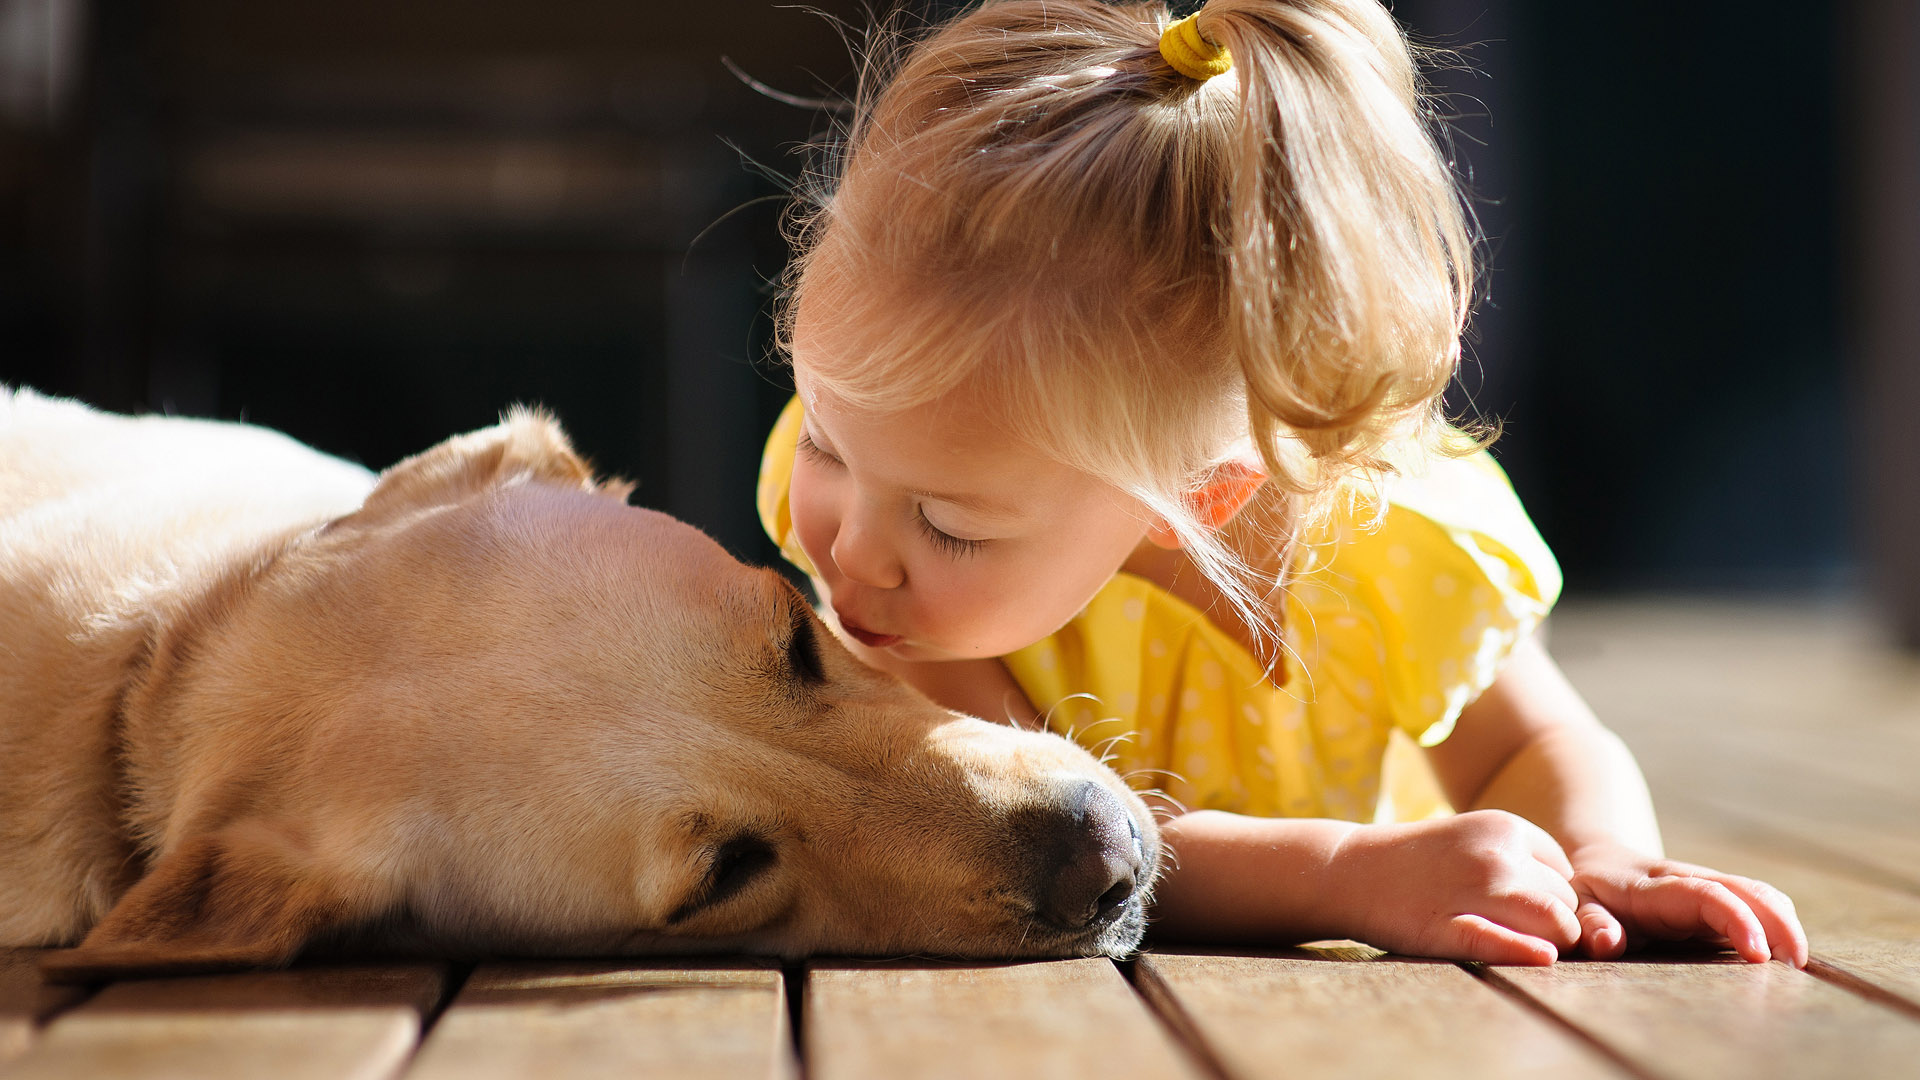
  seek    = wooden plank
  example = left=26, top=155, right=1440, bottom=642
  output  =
left=1134, top=948, right=1624, bottom=1080
left=1549, top=600, right=1920, bottom=887
left=0, top=964, right=443, bottom=1080
left=1487, top=955, right=1920, bottom=1079
left=805, top=958, right=1200, bottom=1080
left=403, top=959, right=791, bottom=1080
left=0, top=951, right=87, bottom=1067
left=1660, top=819, right=1920, bottom=1012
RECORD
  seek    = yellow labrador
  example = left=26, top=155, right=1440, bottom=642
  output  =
left=0, top=389, right=1157, bottom=979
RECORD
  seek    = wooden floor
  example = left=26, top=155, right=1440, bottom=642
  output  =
left=4, top=598, right=1917, bottom=1079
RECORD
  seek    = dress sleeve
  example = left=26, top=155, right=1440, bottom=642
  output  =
left=1298, top=449, right=1562, bottom=749
left=755, top=395, right=818, bottom=576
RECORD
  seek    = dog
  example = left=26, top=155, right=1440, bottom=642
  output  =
left=0, top=389, right=1158, bottom=980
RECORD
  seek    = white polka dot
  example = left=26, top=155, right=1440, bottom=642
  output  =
left=1148, top=638, right=1168, bottom=659
left=1186, top=718, right=1213, bottom=744
left=1148, top=694, right=1168, bottom=717
left=1432, top=573, right=1458, bottom=597
left=1241, top=703, right=1264, bottom=727
left=1076, top=706, right=1095, bottom=729
left=1330, top=758, right=1355, bottom=774
left=1420, top=694, right=1442, bottom=716
left=1185, top=754, right=1211, bottom=778
left=1352, top=678, right=1375, bottom=701
left=1116, top=691, right=1139, bottom=713
left=1333, top=614, right=1360, bottom=630
left=1255, top=744, right=1277, bottom=764
left=1471, top=585, right=1494, bottom=608
left=1437, top=658, right=1459, bottom=683
left=1034, top=647, right=1057, bottom=670
left=1201, top=660, right=1224, bottom=689
left=1122, top=597, right=1146, bottom=621
left=1180, top=688, right=1202, bottom=712
left=1387, top=544, right=1413, bottom=568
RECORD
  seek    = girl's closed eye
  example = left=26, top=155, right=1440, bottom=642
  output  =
left=916, top=507, right=987, bottom=558
left=796, top=429, right=837, bottom=465
left=801, top=423, right=987, bottom=557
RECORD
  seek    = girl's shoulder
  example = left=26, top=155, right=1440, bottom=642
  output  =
left=1285, top=446, right=1562, bottom=747
left=1009, top=445, right=1562, bottom=750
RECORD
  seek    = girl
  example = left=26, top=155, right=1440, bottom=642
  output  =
left=756, top=0, right=1806, bottom=966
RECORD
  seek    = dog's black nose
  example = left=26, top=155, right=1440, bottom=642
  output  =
left=1033, top=781, right=1141, bottom=929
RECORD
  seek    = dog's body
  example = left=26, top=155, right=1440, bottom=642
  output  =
left=1, top=390, right=1156, bottom=977
left=1, top=392, right=377, bottom=940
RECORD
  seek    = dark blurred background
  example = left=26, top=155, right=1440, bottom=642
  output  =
left=2, top=0, right=1915, bottom=645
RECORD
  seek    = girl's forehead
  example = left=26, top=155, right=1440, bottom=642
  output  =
left=795, top=365, right=1125, bottom=519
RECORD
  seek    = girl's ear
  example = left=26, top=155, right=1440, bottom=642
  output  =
left=37, top=823, right=372, bottom=984
left=1145, top=461, right=1268, bottom=549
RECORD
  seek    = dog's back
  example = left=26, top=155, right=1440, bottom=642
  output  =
left=0, top=389, right=375, bottom=943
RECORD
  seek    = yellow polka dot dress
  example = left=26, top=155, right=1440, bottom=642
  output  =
left=757, top=397, right=1561, bottom=823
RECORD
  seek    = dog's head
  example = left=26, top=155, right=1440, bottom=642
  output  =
left=41, top=412, right=1159, bottom=980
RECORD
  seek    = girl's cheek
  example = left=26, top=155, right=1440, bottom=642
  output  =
left=788, top=469, right=835, bottom=574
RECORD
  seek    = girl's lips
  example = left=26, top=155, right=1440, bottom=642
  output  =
left=837, top=616, right=902, bottom=649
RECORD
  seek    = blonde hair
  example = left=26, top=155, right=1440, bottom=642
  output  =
left=775, top=0, right=1479, bottom=656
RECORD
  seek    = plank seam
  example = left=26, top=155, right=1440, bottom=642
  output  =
left=1463, top=963, right=1663, bottom=1080
left=1806, top=956, right=1920, bottom=1023
left=27, top=976, right=100, bottom=1028
left=783, top=962, right=808, bottom=1080
left=384, top=962, right=469, bottom=1079
left=1119, top=958, right=1238, bottom=1080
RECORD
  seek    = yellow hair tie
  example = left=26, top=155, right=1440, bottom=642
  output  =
left=1159, top=12, right=1232, bottom=81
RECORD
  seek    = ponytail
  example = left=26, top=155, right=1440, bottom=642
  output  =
left=1189, top=0, right=1476, bottom=496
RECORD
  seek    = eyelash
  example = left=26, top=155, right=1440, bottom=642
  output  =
left=916, top=511, right=986, bottom=558
left=796, top=430, right=834, bottom=464
left=799, top=430, right=986, bottom=559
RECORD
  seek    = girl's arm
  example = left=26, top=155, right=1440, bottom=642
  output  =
left=1148, top=637, right=1806, bottom=965
left=1423, top=633, right=1807, bottom=966
left=1147, top=804, right=1589, bottom=964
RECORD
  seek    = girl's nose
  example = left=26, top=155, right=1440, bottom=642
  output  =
left=830, top=516, right=905, bottom=590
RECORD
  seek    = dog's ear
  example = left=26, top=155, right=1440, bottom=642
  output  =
left=37, top=823, right=371, bottom=983
left=352, top=406, right=632, bottom=523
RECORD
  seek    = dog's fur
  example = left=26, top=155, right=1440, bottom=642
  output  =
left=1, top=390, right=1157, bottom=979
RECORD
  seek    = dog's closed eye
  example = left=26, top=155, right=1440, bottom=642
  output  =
left=666, top=834, right=778, bottom=926
left=785, top=601, right=826, bottom=686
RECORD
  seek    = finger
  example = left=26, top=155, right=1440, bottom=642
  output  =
left=1576, top=898, right=1627, bottom=959
left=1688, top=872, right=1809, bottom=968
left=1641, top=877, right=1771, bottom=963
left=1486, top=884, right=1582, bottom=951
left=1442, top=913, right=1559, bottom=966
left=1535, top=861, right=1582, bottom=915
left=1519, top=820, right=1575, bottom=880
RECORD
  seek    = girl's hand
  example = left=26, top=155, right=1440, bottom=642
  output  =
left=1331, top=809, right=1583, bottom=965
left=1565, top=841, right=1809, bottom=967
